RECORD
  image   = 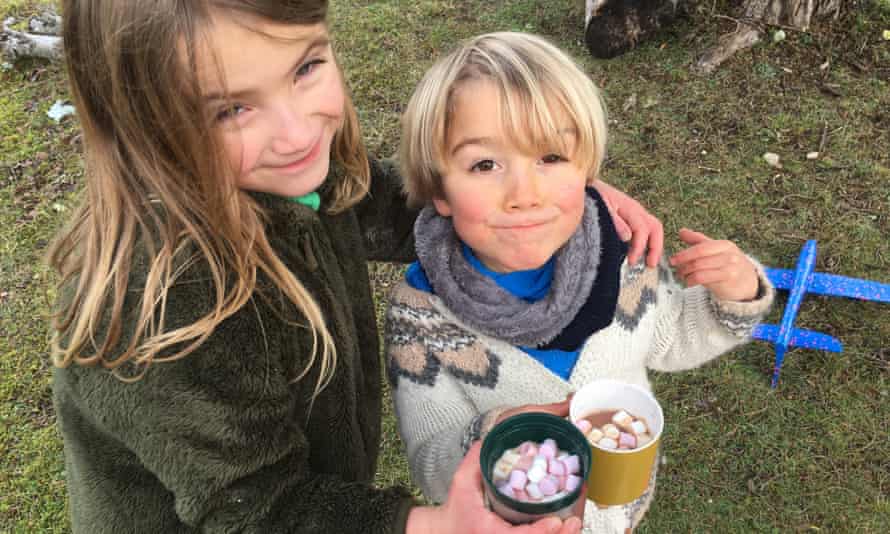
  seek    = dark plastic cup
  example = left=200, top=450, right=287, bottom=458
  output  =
left=480, top=412, right=592, bottom=525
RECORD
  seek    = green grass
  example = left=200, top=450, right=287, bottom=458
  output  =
left=3, top=0, right=889, bottom=531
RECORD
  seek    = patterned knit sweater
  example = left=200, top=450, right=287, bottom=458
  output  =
left=384, top=246, right=774, bottom=532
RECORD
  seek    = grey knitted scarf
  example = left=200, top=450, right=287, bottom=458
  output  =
left=414, top=194, right=602, bottom=348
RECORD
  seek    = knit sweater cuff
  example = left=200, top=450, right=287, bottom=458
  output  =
left=709, top=256, right=775, bottom=337
left=460, top=407, right=509, bottom=454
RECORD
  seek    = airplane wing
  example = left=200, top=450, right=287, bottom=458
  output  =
left=764, top=268, right=890, bottom=303
left=752, top=324, right=843, bottom=352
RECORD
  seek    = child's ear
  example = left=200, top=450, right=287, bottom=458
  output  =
left=432, top=197, right=453, bottom=217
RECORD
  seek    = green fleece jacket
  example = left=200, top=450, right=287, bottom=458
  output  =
left=53, top=159, right=418, bottom=533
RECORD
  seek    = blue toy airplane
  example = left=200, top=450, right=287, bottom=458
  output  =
left=752, top=240, right=890, bottom=388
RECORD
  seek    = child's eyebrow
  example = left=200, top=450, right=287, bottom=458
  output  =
left=450, top=128, right=578, bottom=156
left=202, top=36, right=331, bottom=103
left=450, top=136, right=492, bottom=156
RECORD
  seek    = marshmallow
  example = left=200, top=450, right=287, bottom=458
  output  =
left=574, top=419, right=593, bottom=435
left=539, top=476, right=558, bottom=496
left=597, top=437, right=618, bottom=449
left=508, top=469, right=528, bottom=490
left=612, top=410, right=633, bottom=429
left=518, top=441, right=538, bottom=457
left=513, top=456, right=535, bottom=471
left=514, top=455, right=534, bottom=471
left=513, top=488, right=528, bottom=501
left=498, top=482, right=515, bottom=499
left=539, top=439, right=557, bottom=459
left=561, top=454, right=580, bottom=475
left=586, top=428, right=604, bottom=444
left=526, top=482, right=543, bottom=500
left=493, top=459, right=512, bottom=481
left=527, top=464, right=547, bottom=483
left=565, top=474, right=581, bottom=493
left=602, top=424, right=620, bottom=439
left=618, top=432, right=637, bottom=449
left=630, top=420, right=648, bottom=435
left=501, top=450, right=520, bottom=466
left=548, top=458, right=566, bottom=476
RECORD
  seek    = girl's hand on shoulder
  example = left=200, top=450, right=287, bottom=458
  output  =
left=406, top=441, right=581, bottom=534
left=592, top=180, right=663, bottom=268
left=670, top=228, right=759, bottom=302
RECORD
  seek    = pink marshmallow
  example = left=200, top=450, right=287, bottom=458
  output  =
left=565, top=474, right=581, bottom=493
left=508, top=469, right=528, bottom=490
left=547, top=458, right=566, bottom=476
left=618, top=432, right=637, bottom=449
left=561, top=454, right=580, bottom=475
left=513, top=488, right=528, bottom=501
left=555, top=475, right=567, bottom=491
left=574, top=419, right=593, bottom=434
left=538, top=476, right=558, bottom=496
left=518, top=441, right=538, bottom=456
left=539, top=439, right=557, bottom=459
left=497, top=482, right=515, bottom=499
left=514, top=455, right=534, bottom=471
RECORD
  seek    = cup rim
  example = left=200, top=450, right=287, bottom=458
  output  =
left=569, top=379, right=664, bottom=454
left=480, top=412, right=591, bottom=515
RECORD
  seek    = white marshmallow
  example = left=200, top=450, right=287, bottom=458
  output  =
left=597, top=437, right=618, bottom=449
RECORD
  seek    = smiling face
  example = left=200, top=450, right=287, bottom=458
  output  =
left=197, top=13, right=345, bottom=197
left=434, top=79, right=589, bottom=273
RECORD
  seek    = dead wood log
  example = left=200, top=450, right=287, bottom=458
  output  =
left=1, top=14, right=63, bottom=63
left=695, top=0, right=843, bottom=73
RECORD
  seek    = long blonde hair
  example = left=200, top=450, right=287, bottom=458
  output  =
left=50, top=0, right=367, bottom=399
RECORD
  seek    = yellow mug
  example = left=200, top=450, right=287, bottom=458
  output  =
left=569, top=379, right=663, bottom=506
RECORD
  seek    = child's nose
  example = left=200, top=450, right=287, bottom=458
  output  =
left=271, top=104, right=315, bottom=154
left=504, top=170, right=542, bottom=211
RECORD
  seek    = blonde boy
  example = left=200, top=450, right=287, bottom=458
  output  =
left=386, top=32, right=774, bottom=532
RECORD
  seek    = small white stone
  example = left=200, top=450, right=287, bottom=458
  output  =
left=772, top=29, right=786, bottom=43
left=806, top=151, right=820, bottom=160
left=763, top=152, right=782, bottom=169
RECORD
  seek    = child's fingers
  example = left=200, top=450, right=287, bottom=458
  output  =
left=679, top=267, right=729, bottom=288
left=677, top=228, right=711, bottom=245
left=673, top=252, right=733, bottom=279
left=671, top=235, right=735, bottom=267
left=645, top=218, right=664, bottom=268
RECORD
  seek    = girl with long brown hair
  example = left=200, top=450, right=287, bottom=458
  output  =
left=49, top=1, right=661, bottom=532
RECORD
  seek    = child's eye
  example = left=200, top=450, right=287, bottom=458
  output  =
left=216, top=104, right=246, bottom=122
left=541, top=153, right=566, bottom=164
left=470, top=159, right=498, bottom=172
left=295, top=59, right=326, bottom=79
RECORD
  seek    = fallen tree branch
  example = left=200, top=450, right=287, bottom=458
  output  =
left=1, top=15, right=63, bottom=62
left=695, top=0, right=843, bottom=74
